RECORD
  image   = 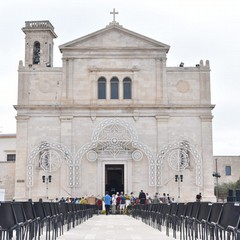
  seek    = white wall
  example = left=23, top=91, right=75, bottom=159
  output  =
left=0, top=134, right=16, bottom=162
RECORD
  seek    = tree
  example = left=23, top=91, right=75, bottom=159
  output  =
left=215, top=178, right=240, bottom=202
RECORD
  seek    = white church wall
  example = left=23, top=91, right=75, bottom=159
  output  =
left=67, top=58, right=160, bottom=104
left=167, top=66, right=211, bottom=105
left=0, top=162, right=15, bottom=200
left=18, top=66, right=62, bottom=105
left=80, top=157, right=98, bottom=197
left=0, top=134, right=16, bottom=162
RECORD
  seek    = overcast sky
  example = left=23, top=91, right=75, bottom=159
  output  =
left=0, top=0, right=239, bottom=155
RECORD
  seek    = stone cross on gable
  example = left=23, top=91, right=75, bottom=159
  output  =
left=110, top=8, right=119, bottom=22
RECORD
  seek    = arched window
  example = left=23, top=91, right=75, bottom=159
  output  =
left=33, top=41, right=40, bottom=64
left=111, top=77, right=119, bottom=99
left=98, top=77, right=106, bottom=99
left=123, top=77, right=132, bottom=99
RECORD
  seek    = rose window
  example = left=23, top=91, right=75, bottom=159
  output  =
left=168, top=148, right=189, bottom=171
left=39, top=150, right=62, bottom=172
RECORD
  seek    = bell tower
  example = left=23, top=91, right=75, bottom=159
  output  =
left=22, top=20, right=57, bottom=67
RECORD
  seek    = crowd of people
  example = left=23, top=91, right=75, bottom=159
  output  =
left=102, top=190, right=178, bottom=215
left=53, top=190, right=202, bottom=216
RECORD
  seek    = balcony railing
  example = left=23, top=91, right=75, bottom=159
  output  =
left=24, top=20, right=54, bottom=31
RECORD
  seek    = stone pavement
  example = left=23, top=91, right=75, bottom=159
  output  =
left=57, top=214, right=175, bottom=240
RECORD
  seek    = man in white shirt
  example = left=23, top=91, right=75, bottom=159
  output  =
left=111, top=194, right=117, bottom=214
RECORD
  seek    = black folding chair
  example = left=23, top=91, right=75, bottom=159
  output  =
left=185, top=201, right=201, bottom=240
left=32, top=202, right=50, bottom=240
left=59, top=202, right=70, bottom=230
left=22, top=201, right=40, bottom=240
left=11, top=202, right=31, bottom=240
left=216, top=202, right=240, bottom=240
left=42, top=202, right=58, bottom=240
left=158, top=203, right=171, bottom=232
left=52, top=203, right=64, bottom=236
left=166, top=202, right=178, bottom=236
left=66, top=203, right=76, bottom=230
left=205, top=202, right=223, bottom=240
left=150, top=204, right=159, bottom=228
left=0, top=202, right=20, bottom=240
left=155, top=203, right=163, bottom=231
left=172, top=202, right=187, bottom=239
left=59, top=202, right=74, bottom=231
left=194, top=202, right=212, bottom=240
left=77, top=204, right=85, bottom=225
left=181, top=202, right=193, bottom=240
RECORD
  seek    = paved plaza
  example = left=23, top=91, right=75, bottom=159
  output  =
left=57, top=214, right=174, bottom=240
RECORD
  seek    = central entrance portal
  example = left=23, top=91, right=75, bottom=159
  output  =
left=105, top=164, right=124, bottom=195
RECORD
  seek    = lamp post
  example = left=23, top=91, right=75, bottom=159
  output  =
left=212, top=158, right=221, bottom=202
left=42, top=175, right=52, bottom=199
left=175, top=174, right=183, bottom=201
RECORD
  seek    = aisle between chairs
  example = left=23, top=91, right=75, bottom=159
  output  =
left=56, top=214, right=174, bottom=240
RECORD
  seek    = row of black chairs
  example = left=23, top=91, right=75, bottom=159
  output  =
left=0, top=201, right=96, bottom=240
left=131, top=202, right=240, bottom=240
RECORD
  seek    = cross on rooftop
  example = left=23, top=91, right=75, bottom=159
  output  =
left=110, top=8, right=119, bottom=22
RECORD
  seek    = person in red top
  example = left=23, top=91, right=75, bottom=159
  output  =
left=116, top=192, right=121, bottom=212
left=96, top=197, right=102, bottom=214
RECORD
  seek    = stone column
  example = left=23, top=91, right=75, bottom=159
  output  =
left=18, top=62, right=29, bottom=105
left=106, top=78, right=110, bottom=100
left=61, top=58, right=74, bottom=103
left=155, top=58, right=162, bottom=102
left=132, top=69, right=139, bottom=103
left=90, top=71, right=97, bottom=104
left=60, top=116, right=74, bottom=195
left=126, top=159, right=132, bottom=195
left=155, top=57, right=167, bottom=103
left=119, top=78, right=123, bottom=100
left=67, top=59, right=74, bottom=102
left=200, top=63, right=211, bottom=104
left=161, top=57, right=168, bottom=104
left=61, top=58, right=68, bottom=101
left=200, top=115, right=215, bottom=201
left=14, top=116, right=29, bottom=200
left=156, top=116, right=169, bottom=188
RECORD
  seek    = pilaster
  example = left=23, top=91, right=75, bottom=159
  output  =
left=156, top=116, right=169, bottom=188
left=200, top=115, right=215, bottom=201
left=14, top=116, right=29, bottom=200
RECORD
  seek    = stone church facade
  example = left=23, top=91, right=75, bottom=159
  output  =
left=14, top=19, right=215, bottom=201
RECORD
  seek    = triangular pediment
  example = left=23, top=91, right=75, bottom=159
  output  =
left=59, top=23, right=170, bottom=52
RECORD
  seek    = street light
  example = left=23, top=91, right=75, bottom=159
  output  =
left=42, top=175, right=52, bottom=199
left=212, top=158, right=221, bottom=202
left=175, top=174, right=183, bottom=201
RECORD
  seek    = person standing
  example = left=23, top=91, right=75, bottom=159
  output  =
left=196, top=192, right=202, bottom=202
left=130, top=192, right=136, bottom=205
left=146, top=193, right=152, bottom=204
left=152, top=192, right=160, bottom=204
left=116, top=193, right=121, bottom=213
left=111, top=194, right=117, bottom=214
left=138, top=190, right=146, bottom=204
left=96, top=197, right=102, bottom=215
left=104, top=191, right=111, bottom=215
left=120, top=192, right=126, bottom=214
left=162, top=193, right=167, bottom=203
